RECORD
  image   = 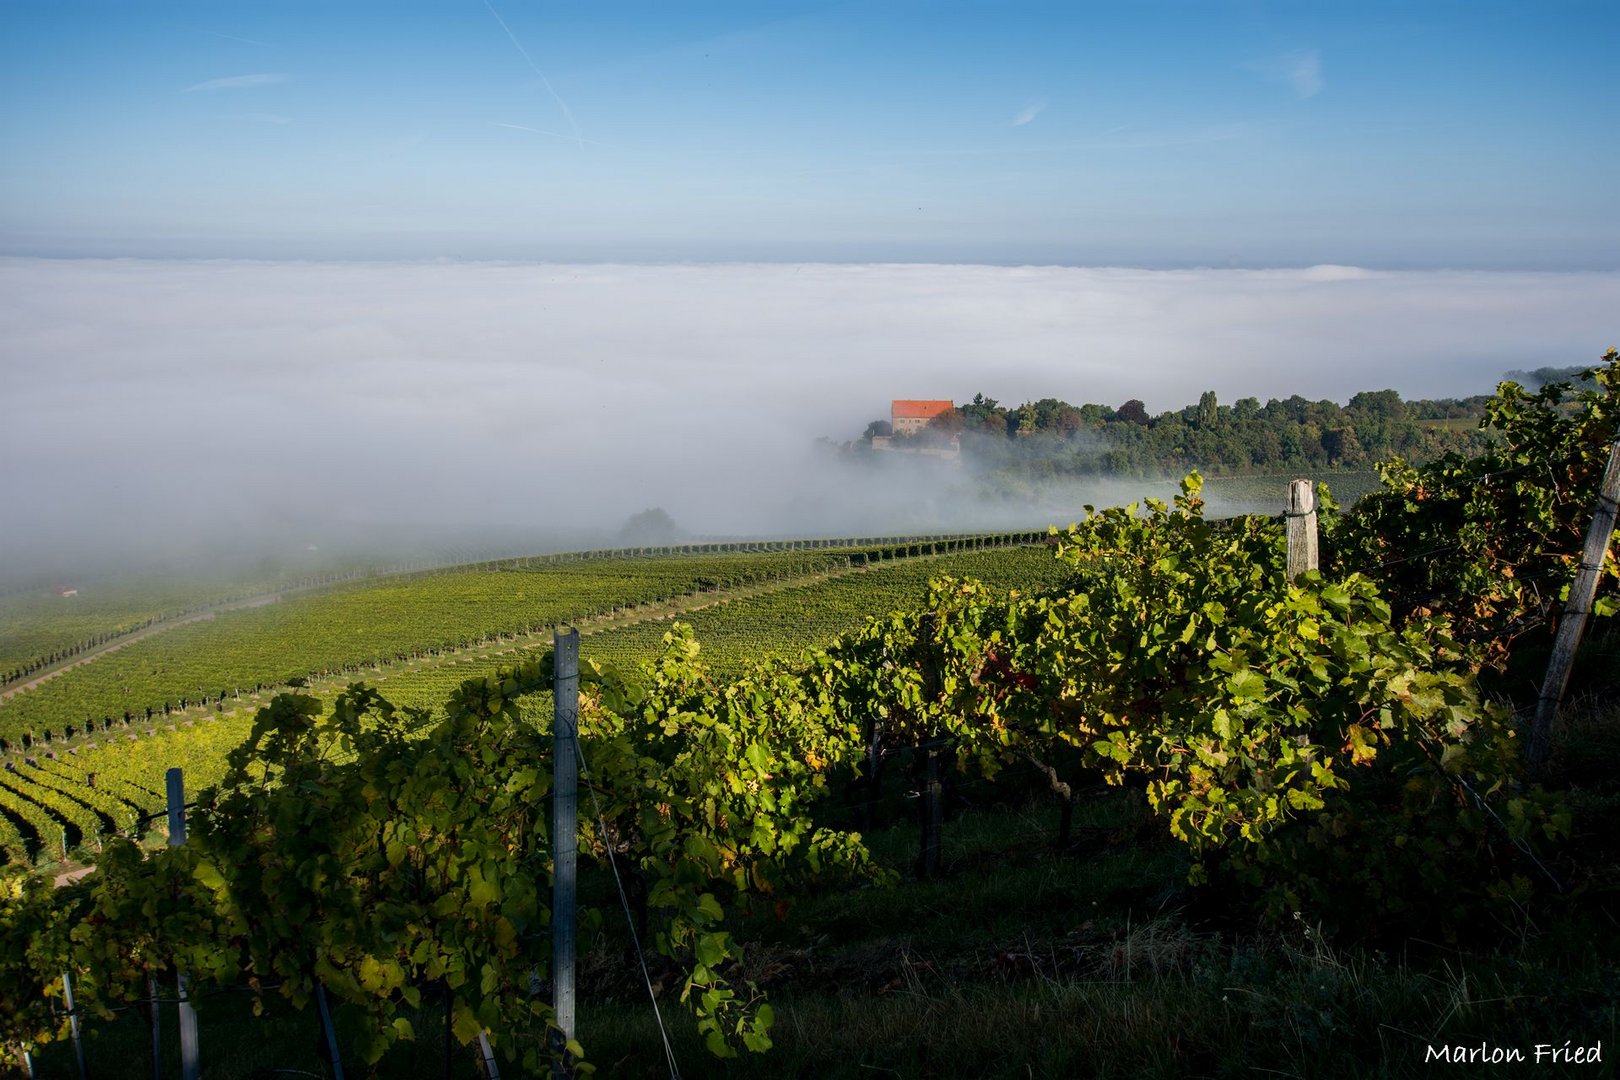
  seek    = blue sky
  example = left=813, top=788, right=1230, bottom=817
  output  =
left=1, top=1, right=1616, bottom=266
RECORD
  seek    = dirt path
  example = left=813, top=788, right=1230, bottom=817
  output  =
left=53, top=865, right=93, bottom=887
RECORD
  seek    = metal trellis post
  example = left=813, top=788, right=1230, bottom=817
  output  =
left=552, top=628, right=580, bottom=1077
left=167, top=768, right=200, bottom=1080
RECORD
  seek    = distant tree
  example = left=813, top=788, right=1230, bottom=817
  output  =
left=619, top=508, right=682, bottom=545
left=1196, top=390, right=1219, bottom=429
left=1013, top=398, right=1082, bottom=436
left=1348, top=389, right=1405, bottom=421
left=1270, top=395, right=1310, bottom=424
left=1322, top=426, right=1364, bottom=465
left=864, top=419, right=893, bottom=440
left=917, top=410, right=965, bottom=448
left=1053, top=405, right=1083, bottom=437
left=1116, top=399, right=1150, bottom=426
left=959, top=394, right=1007, bottom=433
left=1252, top=427, right=1284, bottom=467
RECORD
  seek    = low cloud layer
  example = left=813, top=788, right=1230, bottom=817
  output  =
left=2, top=259, right=1615, bottom=577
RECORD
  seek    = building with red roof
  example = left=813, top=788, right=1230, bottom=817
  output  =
left=891, top=399, right=955, bottom=435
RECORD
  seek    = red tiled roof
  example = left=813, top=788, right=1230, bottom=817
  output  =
left=892, top=399, right=955, bottom=420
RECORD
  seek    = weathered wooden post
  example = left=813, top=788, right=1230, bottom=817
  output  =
left=1529, top=438, right=1620, bottom=775
left=167, top=768, right=200, bottom=1080
left=1286, top=479, right=1319, bottom=581
left=552, top=628, right=581, bottom=1077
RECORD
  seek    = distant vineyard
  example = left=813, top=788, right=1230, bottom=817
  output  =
left=1, top=563, right=432, bottom=689
left=0, top=551, right=863, bottom=746
left=0, top=576, right=291, bottom=682
left=0, top=534, right=992, bottom=691
left=365, top=545, right=1070, bottom=715
left=579, top=546, right=1072, bottom=678
left=0, top=534, right=1046, bottom=866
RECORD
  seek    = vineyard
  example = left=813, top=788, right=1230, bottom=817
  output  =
left=0, top=572, right=311, bottom=688
left=0, top=537, right=993, bottom=698
left=1, top=353, right=1618, bottom=1079
left=0, top=542, right=1030, bottom=747
left=0, top=551, right=510, bottom=692
left=0, top=538, right=1051, bottom=869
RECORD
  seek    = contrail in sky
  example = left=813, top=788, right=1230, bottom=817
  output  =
left=481, top=0, right=584, bottom=150
left=490, top=122, right=612, bottom=148
left=201, top=29, right=275, bottom=48
left=182, top=73, right=286, bottom=92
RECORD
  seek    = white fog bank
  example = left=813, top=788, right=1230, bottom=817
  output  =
left=2, top=259, right=1616, bottom=575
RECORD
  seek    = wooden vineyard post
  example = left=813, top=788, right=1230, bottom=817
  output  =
left=1529, top=437, right=1620, bottom=776
left=1286, top=480, right=1319, bottom=582
left=552, top=627, right=581, bottom=1077
left=167, top=768, right=200, bottom=1080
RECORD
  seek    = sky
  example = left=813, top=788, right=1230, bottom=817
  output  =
left=1, top=0, right=1616, bottom=266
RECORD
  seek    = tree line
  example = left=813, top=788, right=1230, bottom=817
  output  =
left=855, top=365, right=1596, bottom=477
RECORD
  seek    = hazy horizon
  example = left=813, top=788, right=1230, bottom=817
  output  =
left=4, top=256, right=1616, bottom=583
